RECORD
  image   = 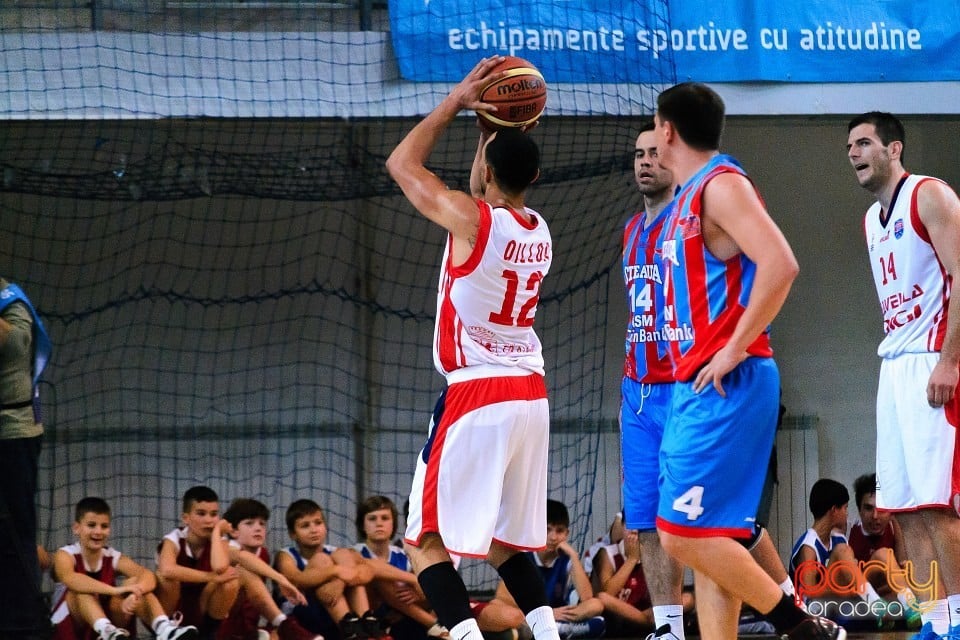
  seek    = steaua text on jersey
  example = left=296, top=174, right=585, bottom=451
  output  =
left=622, top=203, right=675, bottom=384
left=865, top=173, right=951, bottom=358
left=433, top=199, right=552, bottom=380
left=661, top=154, right=773, bottom=382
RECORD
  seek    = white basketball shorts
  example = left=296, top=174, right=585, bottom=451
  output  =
left=876, top=352, right=960, bottom=512
left=404, top=372, right=549, bottom=557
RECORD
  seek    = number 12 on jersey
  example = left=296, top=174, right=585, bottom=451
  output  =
left=489, top=269, right=544, bottom=327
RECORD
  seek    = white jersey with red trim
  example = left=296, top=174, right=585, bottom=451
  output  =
left=433, top=200, right=552, bottom=381
left=865, top=173, right=952, bottom=358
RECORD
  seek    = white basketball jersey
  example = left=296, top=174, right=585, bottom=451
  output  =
left=865, top=174, right=950, bottom=358
left=433, top=200, right=552, bottom=381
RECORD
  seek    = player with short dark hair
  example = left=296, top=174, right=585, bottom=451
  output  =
left=652, top=82, right=841, bottom=640
left=847, top=110, right=960, bottom=640
left=386, top=56, right=559, bottom=640
left=51, top=496, right=198, bottom=640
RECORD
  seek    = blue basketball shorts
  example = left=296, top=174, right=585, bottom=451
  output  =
left=656, top=357, right=780, bottom=538
left=621, top=378, right=674, bottom=531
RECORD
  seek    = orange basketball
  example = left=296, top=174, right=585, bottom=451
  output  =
left=477, top=56, right=547, bottom=130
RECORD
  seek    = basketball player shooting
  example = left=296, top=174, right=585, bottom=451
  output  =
left=385, top=57, right=561, bottom=640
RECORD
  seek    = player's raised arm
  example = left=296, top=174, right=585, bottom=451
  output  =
left=385, top=57, right=506, bottom=240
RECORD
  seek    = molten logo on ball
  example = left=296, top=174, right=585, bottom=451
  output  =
left=495, top=77, right=545, bottom=96
left=477, top=56, right=548, bottom=130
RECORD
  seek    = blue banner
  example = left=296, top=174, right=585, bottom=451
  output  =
left=388, top=0, right=960, bottom=83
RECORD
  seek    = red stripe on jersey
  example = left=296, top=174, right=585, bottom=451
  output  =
left=506, top=204, right=539, bottom=230
left=655, top=516, right=752, bottom=540
left=449, top=201, right=492, bottom=278
left=910, top=177, right=935, bottom=244
left=436, top=267, right=460, bottom=372
left=951, top=407, right=960, bottom=514
left=667, top=165, right=771, bottom=381
left=436, top=202, right=494, bottom=371
left=420, top=374, right=548, bottom=535
left=910, top=178, right=951, bottom=351
left=623, top=214, right=642, bottom=262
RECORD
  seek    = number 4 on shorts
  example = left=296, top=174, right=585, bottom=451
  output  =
left=672, top=485, right=705, bottom=520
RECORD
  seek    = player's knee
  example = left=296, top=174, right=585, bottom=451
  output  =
left=317, top=580, right=346, bottom=605
left=489, top=603, right=525, bottom=630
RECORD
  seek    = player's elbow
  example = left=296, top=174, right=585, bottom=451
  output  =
left=385, top=152, right=404, bottom=183
left=155, top=564, right=176, bottom=581
left=211, top=559, right=231, bottom=574
left=767, top=250, right=799, bottom=288
left=782, top=254, right=799, bottom=283
left=140, top=570, right=158, bottom=592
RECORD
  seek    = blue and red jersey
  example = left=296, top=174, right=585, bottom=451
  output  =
left=622, top=203, right=675, bottom=384
left=661, top=154, right=772, bottom=382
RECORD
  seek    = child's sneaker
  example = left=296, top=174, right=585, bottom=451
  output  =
left=643, top=625, right=680, bottom=640
left=156, top=617, right=200, bottom=640
left=277, top=616, right=324, bottom=640
left=360, top=612, right=392, bottom=640
left=556, top=616, right=605, bottom=639
left=340, top=614, right=366, bottom=640
left=101, top=627, right=130, bottom=640
left=784, top=616, right=847, bottom=640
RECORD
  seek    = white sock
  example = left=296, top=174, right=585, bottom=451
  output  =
left=652, top=604, right=685, bottom=639
left=947, top=594, right=960, bottom=628
left=863, top=581, right=883, bottom=604
left=93, top=618, right=113, bottom=635
left=899, top=589, right=918, bottom=607
left=272, top=613, right=288, bottom=627
left=449, top=619, right=484, bottom=640
left=152, top=615, right=171, bottom=634
left=779, top=577, right=796, bottom=598
left=524, top=606, right=560, bottom=640
left=921, top=599, right=950, bottom=635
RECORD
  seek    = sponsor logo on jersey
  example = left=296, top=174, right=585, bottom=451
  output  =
left=678, top=214, right=700, bottom=239
left=661, top=239, right=679, bottom=266
left=894, top=218, right=904, bottom=239
left=623, top=263, right=662, bottom=283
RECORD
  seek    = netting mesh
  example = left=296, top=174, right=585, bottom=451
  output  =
left=1, top=2, right=674, bottom=591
